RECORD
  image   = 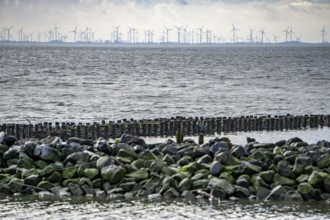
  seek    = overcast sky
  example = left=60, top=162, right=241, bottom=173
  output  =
left=1, top=0, right=329, bottom=43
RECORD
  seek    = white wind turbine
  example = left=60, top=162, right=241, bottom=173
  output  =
left=174, top=26, right=183, bottom=44
left=164, top=26, right=172, bottom=43
left=320, top=25, right=327, bottom=43
left=3, top=26, right=14, bottom=41
left=259, top=28, right=266, bottom=43
left=282, top=27, right=289, bottom=43
left=196, top=26, right=204, bottom=44
left=70, top=26, right=78, bottom=43
left=230, top=23, right=239, bottom=44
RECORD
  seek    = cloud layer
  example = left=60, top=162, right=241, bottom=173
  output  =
left=1, top=0, right=329, bottom=43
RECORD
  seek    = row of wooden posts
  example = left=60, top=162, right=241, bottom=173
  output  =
left=1, top=114, right=329, bottom=141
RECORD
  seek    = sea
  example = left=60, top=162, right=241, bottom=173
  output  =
left=1, top=43, right=330, bottom=219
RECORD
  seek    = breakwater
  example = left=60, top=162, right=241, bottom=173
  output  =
left=1, top=114, right=330, bottom=140
left=1, top=131, right=330, bottom=201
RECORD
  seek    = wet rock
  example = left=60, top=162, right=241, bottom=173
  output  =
left=127, top=168, right=149, bottom=181
left=272, top=174, right=295, bottom=187
left=236, top=175, right=250, bottom=189
left=215, top=151, right=235, bottom=166
left=81, top=184, right=94, bottom=195
left=37, top=181, right=53, bottom=191
left=95, top=138, right=112, bottom=155
left=231, top=145, right=249, bottom=158
left=252, top=143, right=275, bottom=149
left=68, top=183, right=84, bottom=196
left=277, top=160, right=295, bottom=179
left=17, top=156, right=35, bottom=169
left=47, top=171, right=62, bottom=183
left=308, top=171, right=327, bottom=189
left=286, top=137, right=303, bottom=146
left=150, top=159, right=166, bottom=172
left=0, top=132, right=16, bottom=147
left=284, top=190, right=304, bottom=201
left=96, top=156, right=114, bottom=170
left=177, top=177, right=193, bottom=193
left=196, top=155, right=212, bottom=164
left=148, top=193, right=162, bottom=201
left=34, top=145, right=61, bottom=162
left=62, top=166, right=77, bottom=179
left=210, top=161, right=224, bottom=176
left=67, top=137, right=94, bottom=146
left=23, top=141, right=37, bottom=157
left=161, top=144, right=178, bottom=155
left=210, top=142, right=229, bottom=155
left=101, top=165, right=126, bottom=184
left=258, top=170, right=275, bottom=184
left=316, top=154, right=330, bottom=169
left=3, top=145, right=22, bottom=162
left=24, top=175, right=40, bottom=186
left=163, top=187, right=180, bottom=198
left=265, top=185, right=286, bottom=201
left=297, top=182, right=315, bottom=200
left=119, top=134, right=146, bottom=147
left=181, top=190, right=195, bottom=200
left=293, top=155, right=313, bottom=176
left=233, top=185, right=250, bottom=198
left=83, top=168, right=99, bottom=180
left=324, top=176, right=330, bottom=193
left=181, top=162, right=200, bottom=174
left=239, top=161, right=262, bottom=176
left=64, top=151, right=89, bottom=164
left=256, top=186, right=271, bottom=200
left=208, top=178, right=234, bottom=196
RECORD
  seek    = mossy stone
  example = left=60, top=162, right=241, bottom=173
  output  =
left=126, top=168, right=149, bottom=181
left=83, top=168, right=99, bottom=180
left=62, top=167, right=77, bottom=179
left=37, top=181, right=53, bottom=191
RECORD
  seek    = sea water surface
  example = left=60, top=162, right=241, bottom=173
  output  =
left=1, top=44, right=330, bottom=219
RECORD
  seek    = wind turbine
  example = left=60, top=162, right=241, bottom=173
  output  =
left=3, top=26, right=14, bottom=41
left=70, top=26, right=78, bottom=43
left=17, top=27, right=24, bottom=42
left=127, top=26, right=133, bottom=43
left=289, top=26, right=295, bottom=42
left=249, top=28, right=254, bottom=43
left=164, top=26, right=172, bottom=43
left=174, top=26, right=183, bottom=44
left=320, top=25, right=327, bottom=43
left=196, top=26, right=204, bottom=44
left=259, top=28, right=266, bottom=44
left=282, top=27, right=289, bottom=43
left=230, top=23, right=239, bottom=44
left=114, top=25, right=120, bottom=43
left=274, top=35, right=279, bottom=44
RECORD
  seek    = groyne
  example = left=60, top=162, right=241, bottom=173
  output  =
left=1, top=114, right=330, bottom=140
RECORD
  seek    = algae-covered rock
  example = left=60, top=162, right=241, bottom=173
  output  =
left=258, top=170, right=275, bottom=183
left=251, top=175, right=269, bottom=189
left=177, top=177, right=193, bottom=193
left=231, top=145, right=249, bottom=158
left=150, top=159, right=166, bottom=172
left=181, top=162, right=200, bottom=174
left=17, top=156, right=35, bottom=169
left=210, top=187, right=226, bottom=199
left=64, top=152, right=89, bottom=164
left=101, top=165, right=126, bottom=184
left=83, top=168, right=99, bottom=180
left=296, top=174, right=309, bottom=183
left=324, top=176, right=330, bottom=193
left=193, top=179, right=209, bottom=190
left=265, top=185, right=287, bottom=201
left=47, top=171, right=62, bottom=183
left=239, top=161, right=262, bottom=176
left=293, top=155, right=312, bottom=175
left=297, top=182, right=315, bottom=200
left=24, top=175, right=40, bottom=186
left=34, top=145, right=61, bottom=162
left=68, top=183, right=84, bottom=196
left=256, top=186, right=271, bottom=200
left=317, top=154, right=330, bottom=169
left=219, top=172, right=235, bottom=184
left=272, top=174, right=295, bottom=187
left=37, top=181, right=53, bottom=191
left=120, top=134, right=146, bottom=147
left=8, top=178, right=24, bottom=193
left=208, top=178, right=234, bottom=196
left=126, top=168, right=149, bottom=181
left=131, top=159, right=146, bottom=170
left=40, top=162, right=63, bottom=177
left=277, top=160, right=294, bottom=179
left=308, top=171, right=327, bottom=189
left=233, top=185, right=250, bottom=198
left=62, top=166, right=77, bottom=179
left=163, top=187, right=180, bottom=198
left=284, top=190, right=304, bottom=201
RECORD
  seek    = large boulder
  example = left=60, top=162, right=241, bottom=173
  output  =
left=101, top=165, right=126, bottom=184
left=316, top=154, right=330, bottom=169
left=95, top=138, right=112, bottom=155
left=208, top=178, right=234, bottom=196
left=265, top=185, right=287, bottom=201
left=297, top=182, right=315, bottom=200
left=0, top=132, right=16, bottom=147
left=3, top=145, right=22, bottom=162
left=239, top=161, right=262, bottom=176
left=210, top=161, right=224, bottom=176
left=96, top=156, right=115, bottom=170
left=34, top=145, right=61, bottom=162
left=119, top=134, right=146, bottom=147
left=64, top=151, right=89, bottom=164
left=277, top=160, right=295, bottom=179
left=308, top=171, right=327, bottom=189
left=66, top=137, right=94, bottom=146
left=293, top=155, right=313, bottom=175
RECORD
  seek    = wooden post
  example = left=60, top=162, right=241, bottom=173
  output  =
left=320, top=115, right=324, bottom=128
left=216, top=118, right=221, bottom=135
left=223, top=118, right=227, bottom=133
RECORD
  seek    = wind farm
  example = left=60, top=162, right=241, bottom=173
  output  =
left=0, top=23, right=328, bottom=45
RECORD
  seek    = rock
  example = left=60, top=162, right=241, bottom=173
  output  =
left=324, top=176, right=330, bottom=193
left=0, top=132, right=16, bottom=147
left=284, top=190, right=304, bottom=201
left=233, top=185, right=251, bottom=198
left=286, top=137, right=303, bottom=146
left=210, top=142, right=229, bottom=155
left=17, top=157, right=35, bottom=169
left=208, top=178, right=234, bottom=196
left=24, top=175, right=40, bottom=186
left=231, top=145, right=249, bottom=158
left=177, top=177, right=193, bottom=193
left=293, top=155, right=313, bottom=175
left=95, top=138, right=112, bottom=155
left=34, top=160, right=48, bottom=169
left=252, top=143, right=275, bottom=149
left=273, top=174, right=295, bottom=187
left=62, top=166, right=77, bottom=179
left=37, top=181, right=53, bottom=191
left=0, top=183, right=11, bottom=194
left=308, top=171, right=327, bottom=189
left=38, top=191, right=55, bottom=198
left=256, top=186, right=271, bottom=200
left=219, top=172, right=235, bottom=184
left=64, top=151, right=89, bottom=164
left=8, top=178, right=24, bottom=193
left=3, top=145, right=21, bottom=162
left=23, top=141, right=37, bottom=157
left=148, top=193, right=162, bottom=201
left=119, top=134, right=146, bottom=147
left=239, top=161, right=262, bottom=176
left=34, top=145, right=61, bottom=162
left=150, top=159, right=166, bottom=172
left=236, top=176, right=250, bottom=189
left=83, top=168, right=99, bottom=180
left=161, top=144, right=178, bottom=155
left=181, top=162, right=200, bottom=174
left=96, top=156, right=114, bottom=170
left=196, top=155, right=212, bottom=164
left=210, top=187, right=226, bottom=199
left=181, top=190, right=195, bottom=200
left=126, top=168, right=149, bottom=181
left=265, top=185, right=286, bottom=201
left=40, top=162, right=63, bottom=177
left=210, top=161, right=224, bottom=176
left=297, top=182, right=315, bottom=200
left=47, top=171, right=62, bottom=183
left=215, top=151, right=236, bottom=166
left=296, top=174, right=309, bottom=183
left=193, top=179, right=209, bottom=190
left=101, top=165, right=126, bottom=184
left=81, top=184, right=94, bottom=195
left=277, top=160, right=295, bottom=179
left=41, top=136, right=62, bottom=146
left=258, top=170, right=275, bottom=183
left=251, top=175, right=269, bottom=189
left=317, top=154, right=330, bottom=169
left=68, top=183, right=84, bottom=196
left=163, top=187, right=180, bottom=198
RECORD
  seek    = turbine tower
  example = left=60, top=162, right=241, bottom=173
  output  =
left=230, top=23, right=239, bottom=44
left=3, top=26, right=14, bottom=41
left=320, top=25, right=327, bottom=43
left=282, top=27, right=289, bottom=43
left=249, top=28, right=254, bottom=43
left=289, top=26, right=295, bottom=42
left=164, top=26, right=172, bottom=43
left=196, top=26, right=204, bottom=44
left=174, top=26, right=183, bottom=44
left=274, top=35, right=279, bottom=44
left=70, top=26, right=78, bottom=43
left=259, top=28, right=266, bottom=44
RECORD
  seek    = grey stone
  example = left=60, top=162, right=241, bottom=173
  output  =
left=210, top=161, right=224, bottom=176
left=265, top=185, right=287, bottom=201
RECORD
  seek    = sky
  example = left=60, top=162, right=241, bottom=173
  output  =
left=0, top=0, right=329, bottom=43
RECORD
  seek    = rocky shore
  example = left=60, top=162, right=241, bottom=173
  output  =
left=1, top=131, right=330, bottom=201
